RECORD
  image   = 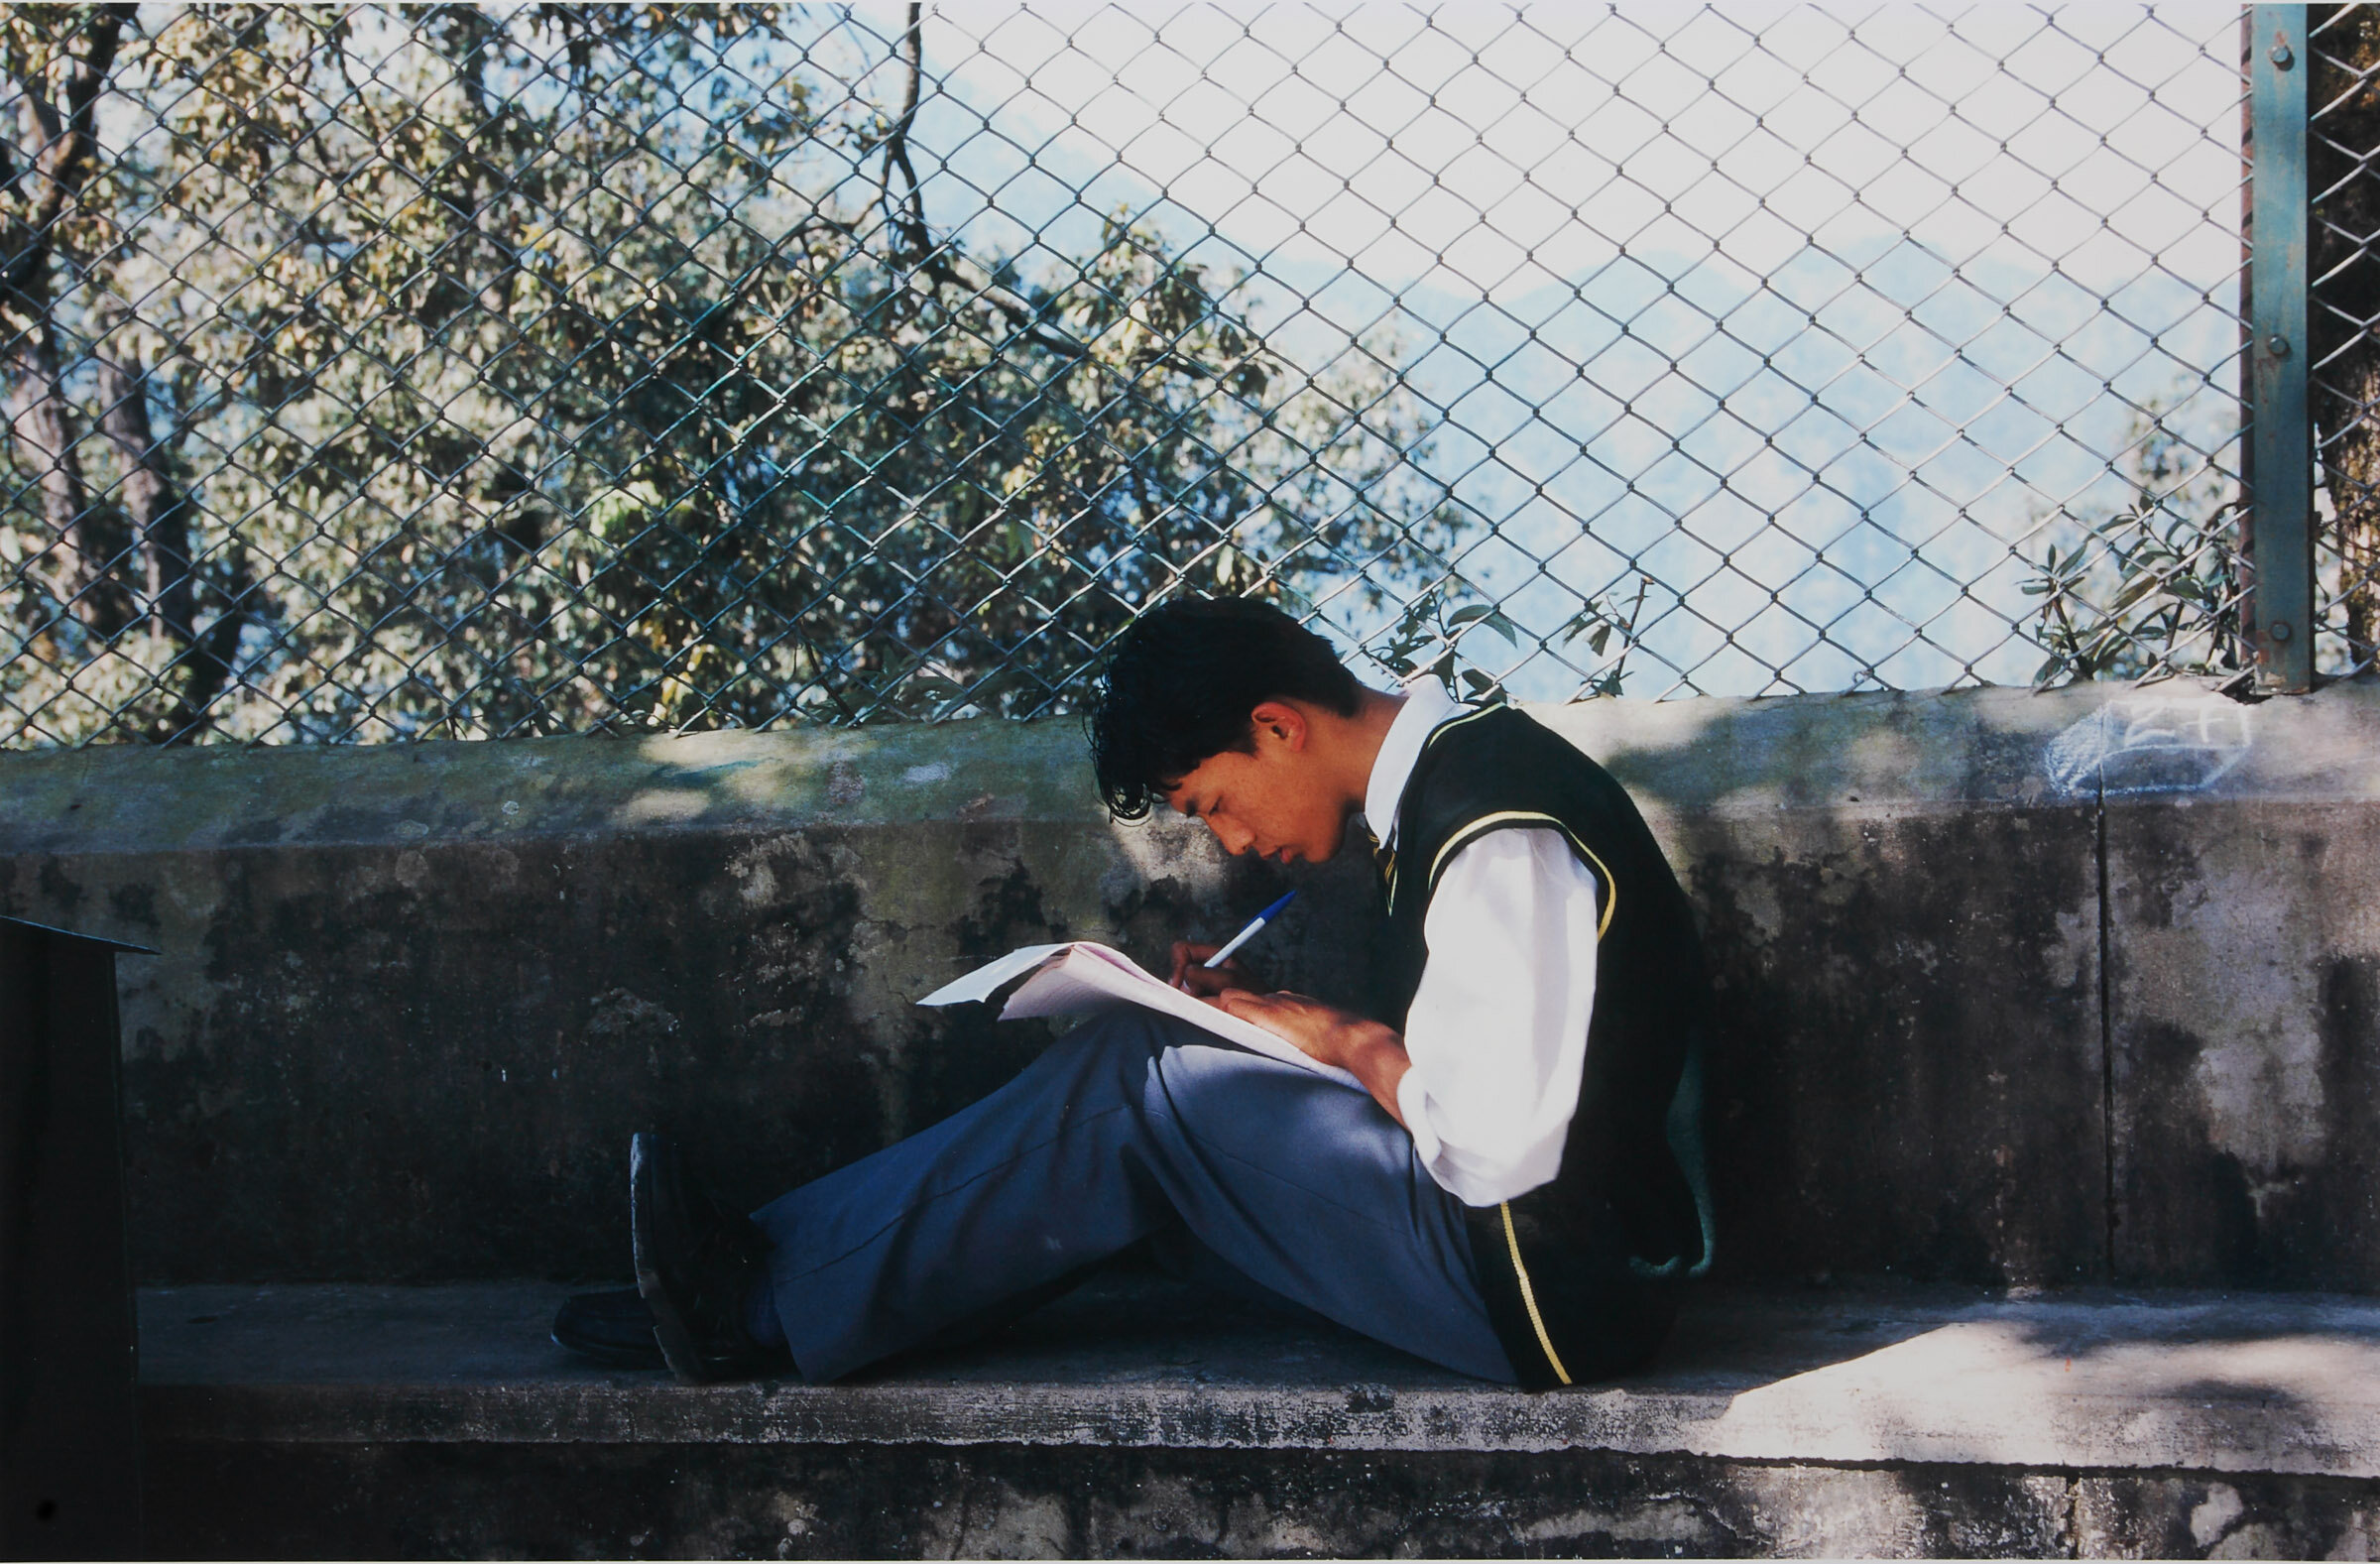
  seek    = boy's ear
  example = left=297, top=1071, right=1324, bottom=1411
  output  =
left=1247, top=700, right=1310, bottom=753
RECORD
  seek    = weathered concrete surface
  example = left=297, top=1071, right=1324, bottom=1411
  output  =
left=152, top=1443, right=2380, bottom=1560
left=138, top=1274, right=2380, bottom=1477
left=0, top=724, right=1375, bottom=1281
left=2092, top=689, right=2380, bottom=1291
left=2, top=677, right=2373, bottom=1289
left=136, top=1275, right=2380, bottom=1558
left=1531, top=694, right=2106, bottom=1288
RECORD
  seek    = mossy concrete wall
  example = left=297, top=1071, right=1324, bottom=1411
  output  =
left=1, top=678, right=2373, bottom=1289
left=144, top=1440, right=2380, bottom=1561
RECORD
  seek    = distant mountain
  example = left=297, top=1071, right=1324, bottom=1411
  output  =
left=909, top=86, right=2240, bottom=694
left=1232, top=239, right=2235, bottom=694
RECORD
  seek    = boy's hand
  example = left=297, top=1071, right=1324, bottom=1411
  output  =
left=1208, top=988, right=1412, bottom=1125
left=1168, top=940, right=1255, bottom=999
left=1207, top=989, right=1380, bottom=1070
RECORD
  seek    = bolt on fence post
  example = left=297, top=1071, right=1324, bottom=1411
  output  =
left=2249, top=3, right=2316, bottom=692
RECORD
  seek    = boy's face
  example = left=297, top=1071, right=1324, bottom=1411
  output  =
left=1160, top=702, right=1351, bottom=866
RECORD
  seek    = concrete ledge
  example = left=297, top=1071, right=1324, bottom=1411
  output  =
left=8, top=678, right=2376, bottom=1289
left=141, top=1274, right=2380, bottom=1480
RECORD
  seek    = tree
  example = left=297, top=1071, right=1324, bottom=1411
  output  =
left=2309, top=6, right=2380, bottom=669
left=2021, top=398, right=2243, bottom=685
left=1, top=5, right=1462, bottom=744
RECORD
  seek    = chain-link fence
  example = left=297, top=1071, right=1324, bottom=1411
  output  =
left=0, top=3, right=2361, bottom=748
left=2312, top=6, right=2380, bottom=676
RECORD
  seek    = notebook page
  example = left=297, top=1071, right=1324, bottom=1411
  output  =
left=919, top=941, right=1362, bottom=1089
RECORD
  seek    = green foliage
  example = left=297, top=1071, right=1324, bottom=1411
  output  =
left=1, top=5, right=1459, bottom=743
left=2021, top=405, right=2242, bottom=686
left=1368, top=576, right=1642, bottom=703
left=1553, top=578, right=1648, bottom=699
left=1372, top=586, right=1517, bottom=701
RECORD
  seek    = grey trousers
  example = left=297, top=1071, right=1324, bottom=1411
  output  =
left=749, top=1009, right=1518, bottom=1384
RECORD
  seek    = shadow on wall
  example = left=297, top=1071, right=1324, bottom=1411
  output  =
left=0, top=721, right=1369, bottom=1284
left=2, top=678, right=2370, bottom=1293
left=1530, top=688, right=2107, bottom=1290
left=1553, top=676, right=2380, bottom=1295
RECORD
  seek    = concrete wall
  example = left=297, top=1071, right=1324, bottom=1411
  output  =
left=1, top=678, right=2372, bottom=1290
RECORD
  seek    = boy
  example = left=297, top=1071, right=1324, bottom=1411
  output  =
left=555, top=597, right=1712, bottom=1386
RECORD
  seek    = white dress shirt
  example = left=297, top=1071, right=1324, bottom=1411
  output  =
left=1367, top=679, right=1600, bottom=1207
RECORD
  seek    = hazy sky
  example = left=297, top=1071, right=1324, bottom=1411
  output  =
left=766, top=4, right=2248, bottom=694
left=833, top=3, right=2243, bottom=305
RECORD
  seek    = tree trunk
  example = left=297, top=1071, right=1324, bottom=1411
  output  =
left=2, top=321, right=127, bottom=631
left=93, top=318, right=249, bottom=741
left=0, top=5, right=131, bottom=639
left=91, top=333, right=193, bottom=634
left=152, top=554, right=246, bottom=745
left=2310, top=7, right=2380, bottom=666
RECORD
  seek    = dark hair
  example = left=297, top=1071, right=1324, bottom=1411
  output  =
left=1087, top=596, right=1363, bottom=820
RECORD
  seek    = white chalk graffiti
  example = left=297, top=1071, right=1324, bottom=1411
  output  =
left=2044, top=695, right=2254, bottom=796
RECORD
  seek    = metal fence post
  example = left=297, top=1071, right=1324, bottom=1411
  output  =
left=2250, top=4, right=2316, bottom=692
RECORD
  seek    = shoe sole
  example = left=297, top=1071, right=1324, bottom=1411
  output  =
left=549, top=1326, right=668, bottom=1372
left=630, top=1133, right=710, bottom=1384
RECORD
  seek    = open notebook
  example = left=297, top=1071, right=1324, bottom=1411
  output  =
left=919, top=941, right=1361, bottom=1089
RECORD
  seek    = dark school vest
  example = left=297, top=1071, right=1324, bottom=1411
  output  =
left=1371, top=701, right=1716, bottom=1389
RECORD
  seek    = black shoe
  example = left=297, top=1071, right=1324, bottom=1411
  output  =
left=629, top=1132, right=786, bottom=1383
left=552, top=1286, right=666, bottom=1370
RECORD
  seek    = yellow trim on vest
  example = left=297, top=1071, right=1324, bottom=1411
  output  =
left=1499, top=1201, right=1572, bottom=1386
left=1426, top=810, right=1617, bottom=941
left=1429, top=704, right=1506, bottom=743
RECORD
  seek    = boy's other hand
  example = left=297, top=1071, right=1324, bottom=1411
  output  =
left=1207, top=990, right=1409, bottom=1120
left=1207, top=986, right=1357, bottom=1047
left=1169, top=940, right=1254, bottom=999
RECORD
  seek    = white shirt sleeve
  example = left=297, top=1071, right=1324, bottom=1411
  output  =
left=1391, top=826, right=1600, bottom=1207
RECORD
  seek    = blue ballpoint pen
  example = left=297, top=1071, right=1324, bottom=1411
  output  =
left=1203, top=890, right=1298, bottom=969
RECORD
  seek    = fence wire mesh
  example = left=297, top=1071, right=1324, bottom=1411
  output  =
left=0, top=3, right=2323, bottom=748
left=2313, top=5, right=2380, bottom=680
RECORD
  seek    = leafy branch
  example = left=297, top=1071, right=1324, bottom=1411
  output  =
left=1555, top=575, right=1647, bottom=698
left=2021, top=404, right=2242, bottom=686
left=1369, top=585, right=1521, bottom=701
